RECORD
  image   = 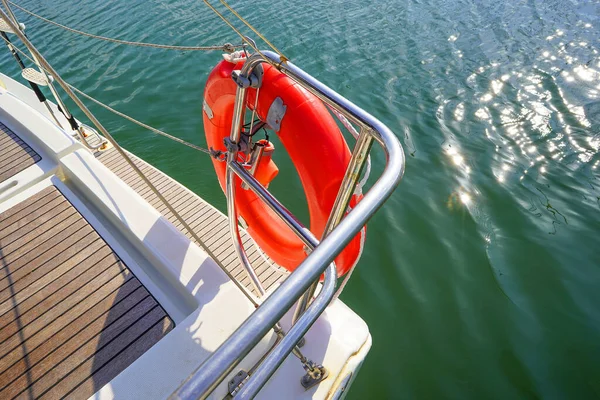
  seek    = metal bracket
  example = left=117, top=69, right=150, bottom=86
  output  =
left=203, top=98, right=214, bottom=119
left=224, top=135, right=250, bottom=155
left=227, top=370, right=250, bottom=397
left=231, top=67, right=263, bottom=89
left=300, top=361, right=329, bottom=390
left=266, top=97, right=286, bottom=132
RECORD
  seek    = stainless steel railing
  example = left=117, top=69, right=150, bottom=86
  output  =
left=0, top=1, right=404, bottom=395
left=172, top=50, right=405, bottom=399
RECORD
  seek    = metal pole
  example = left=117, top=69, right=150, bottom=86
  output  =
left=0, top=31, right=63, bottom=127
left=323, top=130, right=374, bottom=237
left=292, top=128, right=374, bottom=324
left=235, top=265, right=336, bottom=399
left=224, top=77, right=322, bottom=377
left=170, top=51, right=404, bottom=399
left=231, top=161, right=323, bottom=338
left=229, top=161, right=317, bottom=250
left=224, top=83, right=266, bottom=296
left=0, top=0, right=105, bottom=150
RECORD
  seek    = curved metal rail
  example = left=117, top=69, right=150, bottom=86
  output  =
left=0, top=1, right=404, bottom=395
left=172, top=50, right=405, bottom=399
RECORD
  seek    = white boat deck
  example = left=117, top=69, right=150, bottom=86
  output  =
left=93, top=147, right=288, bottom=296
left=0, top=121, right=40, bottom=183
left=0, top=185, right=174, bottom=399
left=0, top=72, right=371, bottom=400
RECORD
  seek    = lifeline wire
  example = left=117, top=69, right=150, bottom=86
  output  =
left=0, top=35, right=216, bottom=156
left=8, top=1, right=243, bottom=52
left=217, top=0, right=288, bottom=62
left=0, top=11, right=263, bottom=306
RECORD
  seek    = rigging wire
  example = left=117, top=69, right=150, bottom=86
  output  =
left=201, top=0, right=284, bottom=68
left=0, top=8, right=263, bottom=306
left=71, top=86, right=214, bottom=155
left=7, top=1, right=289, bottom=69
left=216, top=0, right=288, bottom=63
left=7, top=0, right=288, bottom=72
left=0, top=35, right=217, bottom=156
left=8, top=1, right=243, bottom=52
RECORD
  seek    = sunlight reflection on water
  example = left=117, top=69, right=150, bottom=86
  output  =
left=438, top=16, right=600, bottom=233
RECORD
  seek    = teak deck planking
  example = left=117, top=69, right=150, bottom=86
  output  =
left=0, top=186, right=173, bottom=400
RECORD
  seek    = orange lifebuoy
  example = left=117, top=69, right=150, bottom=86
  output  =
left=203, top=58, right=365, bottom=277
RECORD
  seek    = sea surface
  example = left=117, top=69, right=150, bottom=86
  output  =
left=2, top=0, right=600, bottom=398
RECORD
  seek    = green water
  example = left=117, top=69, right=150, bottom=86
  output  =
left=2, top=0, right=600, bottom=398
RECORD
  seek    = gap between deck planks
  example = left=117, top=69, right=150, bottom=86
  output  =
left=0, top=123, right=41, bottom=185
left=94, top=147, right=289, bottom=295
left=0, top=186, right=173, bottom=400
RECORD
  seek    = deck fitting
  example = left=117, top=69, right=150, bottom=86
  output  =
left=300, top=362, right=328, bottom=390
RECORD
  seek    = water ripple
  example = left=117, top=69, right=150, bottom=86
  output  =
left=1, top=0, right=599, bottom=398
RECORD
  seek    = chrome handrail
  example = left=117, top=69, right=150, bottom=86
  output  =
left=172, top=50, right=405, bottom=399
left=0, top=0, right=404, bottom=393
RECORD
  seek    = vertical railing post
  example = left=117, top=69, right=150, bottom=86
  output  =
left=224, top=81, right=268, bottom=296
left=291, top=128, right=374, bottom=325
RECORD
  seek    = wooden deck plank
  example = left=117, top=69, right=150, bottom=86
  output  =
left=0, top=196, right=67, bottom=240
left=0, top=135, right=21, bottom=149
left=0, top=136, right=28, bottom=157
left=0, top=125, right=41, bottom=184
left=0, top=144, right=32, bottom=165
left=0, top=186, right=173, bottom=399
left=116, top=158, right=163, bottom=183
left=0, top=134, right=21, bottom=148
left=95, top=150, right=121, bottom=168
left=114, top=165, right=162, bottom=191
left=0, top=234, right=104, bottom=305
left=177, top=196, right=208, bottom=218
left=109, top=156, right=159, bottom=184
left=161, top=191, right=193, bottom=215
left=0, top=224, right=93, bottom=291
left=0, top=252, right=119, bottom=331
left=0, top=259, right=131, bottom=354
left=45, top=317, right=173, bottom=400
left=186, top=209, right=222, bottom=236
left=0, top=211, right=84, bottom=265
left=0, top=288, right=151, bottom=391
left=0, top=278, right=144, bottom=384
left=0, top=240, right=111, bottom=350
left=0, top=207, right=76, bottom=249
left=63, top=318, right=173, bottom=400
left=0, top=154, right=41, bottom=176
left=187, top=203, right=219, bottom=227
left=144, top=182, right=188, bottom=210
left=0, top=187, right=59, bottom=225
left=0, top=272, right=139, bottom=384
left=96, top=148, right=289, bottom=293
left=0, top=216, right=89, bottom=269
left=12, top=307, right=168, bottom=399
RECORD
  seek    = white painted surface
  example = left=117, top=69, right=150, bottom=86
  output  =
left=0, top=70, right=372, bottom=399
